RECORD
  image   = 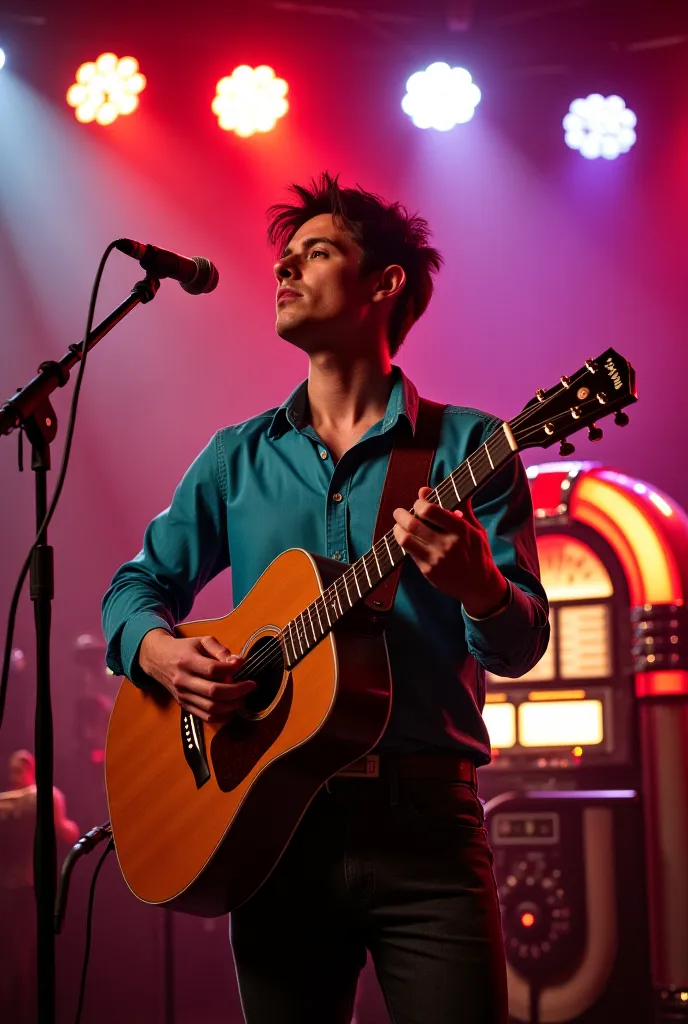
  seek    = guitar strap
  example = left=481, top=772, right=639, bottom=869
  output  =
left=364, top=397, right=446, bottom=616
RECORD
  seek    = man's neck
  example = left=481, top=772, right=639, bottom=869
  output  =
left=305, top=351, right=394, bottom=454
left=306, top=347, right=394, bottom=432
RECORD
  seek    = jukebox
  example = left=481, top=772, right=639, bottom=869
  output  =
left=479, top=461, right=688, bottom=1023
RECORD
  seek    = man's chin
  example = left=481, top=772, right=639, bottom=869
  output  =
left=275, top=315, right=313, bottom=347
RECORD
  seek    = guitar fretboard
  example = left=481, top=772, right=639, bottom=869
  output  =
left=281, top=422, right=517, bottom=669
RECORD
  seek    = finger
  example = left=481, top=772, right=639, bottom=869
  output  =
left=393, top=515, right=433, bottom=550
left=396, top=537, right=434, bottom=577
left=186, top=652, right=245, bottom=682
left=412, top=498, right=464, bottom=535
left=393, top=525, right=433, bottom=560
left=179, top=676, right=257, bottom=702
left=198, top=635, right=234, bottom=662
left=180, top=695, right=241, bottom=723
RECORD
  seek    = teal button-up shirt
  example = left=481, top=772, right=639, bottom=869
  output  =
left=102, top=368, right=549, bottom=765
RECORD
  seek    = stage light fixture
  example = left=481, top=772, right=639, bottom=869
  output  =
left=563, top=94, right=637, bottom=160
left=67, top=53, right=146, bottom=125
left=401, top=62, right=481, bottom=131
left=212, top=65, right=289, bottom=137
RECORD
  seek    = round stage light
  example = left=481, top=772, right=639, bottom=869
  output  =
left=563, top=94, right=637, bottom=160
left=212, top=65, right=289, bottom=137
left=0, top=48, right=5, bottom=71
left=402, top=62, right=481, bottom=131
left=67, top=53, right=146, bottom=125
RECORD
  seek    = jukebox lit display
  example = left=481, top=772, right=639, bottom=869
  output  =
left=480, top=461, right=688, bottom=1024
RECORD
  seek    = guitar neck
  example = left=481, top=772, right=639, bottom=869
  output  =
left=281, top=421, right=518, bottom=669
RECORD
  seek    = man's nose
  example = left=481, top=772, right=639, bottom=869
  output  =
left=274, top=256, right=300, bottom=281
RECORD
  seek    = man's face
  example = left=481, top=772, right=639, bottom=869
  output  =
left=274, top=213, right=376, bottom=350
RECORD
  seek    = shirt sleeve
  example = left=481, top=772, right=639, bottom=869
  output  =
left=462, top=436, right=550, bottom=678
left=101, top=433, right=230, bottom=683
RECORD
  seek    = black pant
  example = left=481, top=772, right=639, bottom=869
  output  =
left=230, top=775, right=508, bottom=1024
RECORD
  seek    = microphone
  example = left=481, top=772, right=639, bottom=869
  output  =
left=115, top=238, right=219, bottom=295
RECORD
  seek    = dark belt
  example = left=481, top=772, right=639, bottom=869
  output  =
left=335, top=753, right=477, bottom=787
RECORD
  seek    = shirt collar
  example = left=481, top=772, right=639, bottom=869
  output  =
left=267, top=366, right=419, bottom=439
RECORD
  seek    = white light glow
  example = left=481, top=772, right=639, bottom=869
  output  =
left=526, top=462, right=586, bottom=479
left=563, top=94, right=637, bottom=160
left=212, top=65, right=289, bottom=137
left=649, top=492, right=673, bottom=518
left=519, top=699, right=604, bottom=747
left=0, top=48, right=5, bottom=71
left=402, top=62, right=481, bottom=131
left=483, top=702, right=517, bottom=749
left=67, top=53, right=145, bottom=125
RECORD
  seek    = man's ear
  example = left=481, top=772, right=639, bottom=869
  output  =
left=370, top=264, right=406, bottom=304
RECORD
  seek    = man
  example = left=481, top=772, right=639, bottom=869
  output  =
left=102, top=173, right=549, bottom=1023
left=0, top=750, right=79, bottom=1021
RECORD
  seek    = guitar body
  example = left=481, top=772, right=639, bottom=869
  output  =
left=105, top=548, right=392, bottom=916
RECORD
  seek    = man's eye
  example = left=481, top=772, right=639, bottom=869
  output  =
left=309, top=249, right=328, bottom=258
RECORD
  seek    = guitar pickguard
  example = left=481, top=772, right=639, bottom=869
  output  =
left=210, top=674, right=293, bottom=793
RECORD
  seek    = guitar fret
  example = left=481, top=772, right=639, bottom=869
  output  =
left=285, top=624, right=297, bottom=664
left=322, top=597, right=332, bottom=627
left=485, top=441, right=494, bottom=470
left=467, top=456, right=477, bottom=487
left=314, top=600, right=323, bottom=634
left=362, top=554, right=373, bottom=588
left=296, top=618, right=304, bottom=655
left=436, top=489, right=444, bottom=507
left=450, top=473, right=461, bottom=503
left=377, top=539, right=390, bottom=574
left=334, top=586, right=343, bottom=617
left=291, top=621, right=300, bottom=660
left=352, top=567, right=362, bottom=598
left=372, top=545, right=383, bottom=579
left=341, top=573, right=352, bottom=607
left=383, top=534, right=395, bottom=567
left=306, top=605, right=316, bottom=642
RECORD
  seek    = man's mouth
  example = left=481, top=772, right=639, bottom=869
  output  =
left=277, top=288, right=302, bottom=303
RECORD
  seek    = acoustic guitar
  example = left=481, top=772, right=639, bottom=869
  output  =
left=105, top=349, right=636, bottom=916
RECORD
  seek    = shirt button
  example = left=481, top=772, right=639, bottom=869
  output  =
left=333, top=552, right=342, bottom=560
left=332, top=492, right=343, bottom=503
left=319, top=450, right=328, bottom=460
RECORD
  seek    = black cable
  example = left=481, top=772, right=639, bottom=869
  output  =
left=74, top=838, right=115, bottom=1024
left=0, top=242, right=118, bottom=730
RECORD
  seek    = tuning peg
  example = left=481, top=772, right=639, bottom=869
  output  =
left=588, top=424, right=604, bottom=442
left=614, top=410, right=629, bottom=427
left=559, top=440, right=576, bottom=457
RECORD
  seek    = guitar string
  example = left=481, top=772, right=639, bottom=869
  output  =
left=222, top=389, right=624, bottom=685
left=230, top=392, right=621, bottom=685
left=232, top=455, right=496, bottom=681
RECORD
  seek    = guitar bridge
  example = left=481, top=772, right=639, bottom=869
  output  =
left=181, top=710, right=210, bottom=789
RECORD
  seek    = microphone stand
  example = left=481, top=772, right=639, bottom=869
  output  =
left=0, top=274, right=159, bottom=1024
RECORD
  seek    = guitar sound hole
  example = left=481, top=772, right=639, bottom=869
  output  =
left=242, top=635, right=285, bottom=716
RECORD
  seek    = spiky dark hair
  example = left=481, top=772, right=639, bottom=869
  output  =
left=266, top=172, right=442, bottom=356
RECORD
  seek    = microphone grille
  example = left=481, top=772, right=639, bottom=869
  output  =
left=182, top=257, right=219, bottom=295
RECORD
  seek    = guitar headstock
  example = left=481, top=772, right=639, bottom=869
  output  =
left=510, top=348, right=637, bottom=455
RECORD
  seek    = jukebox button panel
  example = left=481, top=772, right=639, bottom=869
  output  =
left=491, top=810, right=586, bottom=983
